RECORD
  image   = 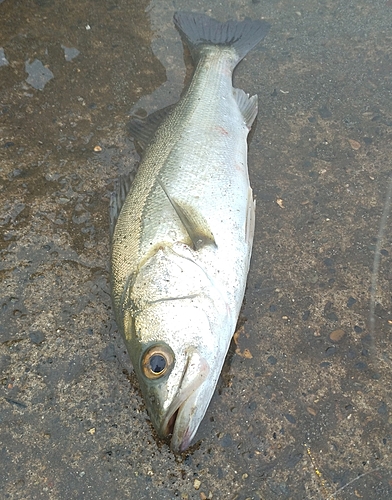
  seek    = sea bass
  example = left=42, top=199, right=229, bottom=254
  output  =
left=110, top=11, right=270, bottom=452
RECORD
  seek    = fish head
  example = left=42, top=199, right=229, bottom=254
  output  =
left=128, top=295, right=228, bottom=453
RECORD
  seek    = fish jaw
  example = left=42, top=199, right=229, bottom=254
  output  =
left=169, top=381, right=212, bottom=453
left=160, top=348, right=210, bottom=452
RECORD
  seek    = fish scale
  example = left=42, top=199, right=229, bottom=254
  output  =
left=110, top=11, right=270, bottom=452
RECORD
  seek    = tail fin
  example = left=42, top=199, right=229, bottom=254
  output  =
left=173, top=11, right=270, bottom=63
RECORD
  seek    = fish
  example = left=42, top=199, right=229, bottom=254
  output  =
left=110, top=11, right=270, bottom=452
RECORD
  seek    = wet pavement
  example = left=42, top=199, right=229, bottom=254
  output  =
left=1, top=0, right=391, bottom=498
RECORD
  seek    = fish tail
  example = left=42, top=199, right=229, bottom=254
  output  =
left=173, top=11, right=270, bottom=65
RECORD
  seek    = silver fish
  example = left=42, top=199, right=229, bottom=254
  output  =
left=110, top=11, right=270, bottom=452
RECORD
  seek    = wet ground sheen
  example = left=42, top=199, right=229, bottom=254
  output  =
left=1, top=0, right=391, bottom=499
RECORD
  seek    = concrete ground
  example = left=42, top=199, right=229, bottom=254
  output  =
left=1, top=0, right=391, bottom=498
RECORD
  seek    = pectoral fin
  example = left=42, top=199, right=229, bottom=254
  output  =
left=157, top=179, right=216, bottom=250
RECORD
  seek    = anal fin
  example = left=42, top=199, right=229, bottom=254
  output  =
left=233, top=88, right=258, bottom=129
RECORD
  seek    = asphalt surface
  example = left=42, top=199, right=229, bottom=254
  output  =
left=1, top=0, right=391, bottom=499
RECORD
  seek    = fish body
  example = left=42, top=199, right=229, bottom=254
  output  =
left=110, top=12, right=270, bottom=452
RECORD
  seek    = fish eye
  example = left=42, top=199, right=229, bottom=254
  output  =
left=141, top=344, right=174, bottom=379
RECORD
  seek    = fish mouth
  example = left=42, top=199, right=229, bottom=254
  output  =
left=161, top=349, right=210, bottom=452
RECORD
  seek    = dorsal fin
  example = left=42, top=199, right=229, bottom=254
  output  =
left=129, top=105, right=175, bottom=150
left=157, top=179, right=216, bottom=250
left=109, top=173, right=134, bottom=238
